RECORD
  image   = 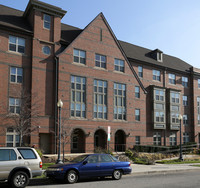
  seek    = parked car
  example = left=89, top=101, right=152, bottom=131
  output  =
left=46, top=153, right=132, bottom=184
left=0, top=147, right=43, bottom=188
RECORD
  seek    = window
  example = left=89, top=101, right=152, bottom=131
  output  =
left=71, top=76, right=86, bottom=118
left=100, top=155, right=112, bottom=163
left=153, top=132, right=161, bottom=146
left=153, top=70, right=161, bottom=81
left=169, top=73, right=176, bottom=84
left=183, top=96, right=188, bottom=106
left=171, top=92, right=180, bottom=104
left=43, top=14, right=51, bottom=29
left=94, top=80, right=107, bottom=119
left=155, top=90, right=164, bottom=101
left=138, top=66, right=143, bottom=78
left=95, top=54, right=106, bottom=69
left=183, top=115, right=188, bottom=125
left=71, top=134, right=78, bottom=149
left=169, top=133, right=177, bottom=146
left=157, top=52, right=163, bottom=62
left=183, top=133, right=189, bottom=144
left=6, top=128, right=20, bottom=147
left=42, top=46, right=51, bottom=55
left=87, top=155, right=98, bottom=163
left=171, top=105, right=179, bottom=111
left=155, top=112, right=164, bottom=122
left=114, top=59, right=124, bottom=72
left=171, top=113, right=179, bottom=124
left=198, top=97, right=200, bottom=124
left=18, top=149, right=37, bottom=159
left=10, top=67, right=23, bottom=83
left=73, top=49, right=86, bottom=64
left=135, top=109, right=140, bottom=121
left=135, top=86, right=140, bottom=98
left=9, top=98, right=20, bottom=114
left=114, top=83, right=126, bottom=120
left=135, top=136, right=140, bottom=145
left=9, top=36, right=25, bottom=53
left=0, top=149, right=17, bottom=161
left=182, top=76, right=188, bottom=87
left=198, top=79, right=200, bottom=88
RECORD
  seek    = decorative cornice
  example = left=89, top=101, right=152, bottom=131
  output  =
left=23, top=0, right=67, bottom=18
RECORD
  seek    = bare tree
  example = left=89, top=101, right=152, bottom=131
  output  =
left=3, top=89, right=41, bottom=146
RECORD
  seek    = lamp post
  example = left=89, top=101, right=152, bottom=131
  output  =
left=56, top=99, right=63, bottom=164
left=178, top=114, right=183, bottom=161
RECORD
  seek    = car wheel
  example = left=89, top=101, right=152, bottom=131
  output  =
left=10, top=171, right=29, bottom=188
left=66, top=170, right=78, bottom=184
left=112, top=170, right=122, bottom=180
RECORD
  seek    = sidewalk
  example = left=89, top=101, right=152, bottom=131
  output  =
left=131, top=163, right=200, bottom=175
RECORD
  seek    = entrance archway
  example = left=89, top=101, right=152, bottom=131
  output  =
left=71, top=128, right=85, bottom=153
left=115, top=130, right=126, bottom=152
left=94, top=129, right=107, bottom=151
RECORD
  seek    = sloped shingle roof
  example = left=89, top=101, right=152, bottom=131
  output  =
left=0, top=5, right=32, bottom=33
left=119, top=40, right=192, bottom=72
left=0, top=4, right=193, bottom=73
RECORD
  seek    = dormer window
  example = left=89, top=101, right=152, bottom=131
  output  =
left=150, top=49, right=163, bottom=62
left=157, top=51, right=163, bottom=62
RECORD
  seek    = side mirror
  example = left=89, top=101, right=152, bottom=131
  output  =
left=18, top=156, right=22, bottom=160
left=83, top=161, right=88, bottom=165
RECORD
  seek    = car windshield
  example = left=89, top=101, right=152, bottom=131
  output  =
left=70, top=155, right=89, bottom=163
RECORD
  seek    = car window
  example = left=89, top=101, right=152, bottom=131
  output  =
left=100, top=155, right=112, bottom=163
left=110, top=155, right=119, bottom=162
left=0, top=149, right=17, bottom=161
left=71, top=155, right=88, bottom=163
left=87, top=155, right=98, bottom=163
left=18, top=149, right=37, bottom=159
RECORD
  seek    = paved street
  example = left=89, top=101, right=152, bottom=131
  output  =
left=1, top=169, right=200, bottom=188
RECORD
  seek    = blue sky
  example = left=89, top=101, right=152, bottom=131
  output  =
left=1, top=0, right=200, bottom=68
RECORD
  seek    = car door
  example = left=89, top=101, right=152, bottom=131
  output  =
left=99, top=154, right=115, bottom=176
left=79, top=155, right=101, bottom=177
left=0, top=149, right=19, bottom=180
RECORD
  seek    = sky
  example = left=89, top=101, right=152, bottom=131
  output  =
left=1, top=0, right=200, bottom=68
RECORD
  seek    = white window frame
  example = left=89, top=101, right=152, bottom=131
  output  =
left=182, top=76, right=188, bottom=87
left=135, top=109, right=140, bottom=121
left=183, top=96, right=188, bottom=106
left=169, top=73, right=176, bottom=84
left=169, top=133, right=177, bottom=146
left=9, top=35, right=25, bottom=54
left=153, top=70, right=161, bottom=81
left=43, top=14, right=51, bottom=29
left=138, top=66, right=143, bottom=77
left=153, top=132, right=161, bottom=146
left=10, top=67, right=23, bottom=83
left=183, top=114, right=188, bottom=125
left=114, top=59, right=124, bottom=72
left=183, top=132, right=189, bottom=144
left=94, top=80, right=107, bottom=119
left=6, top=128, right=20, bottom=147
left=73, top=49, right=86, bottom=64
left=9, top=98, right=20, bottom=114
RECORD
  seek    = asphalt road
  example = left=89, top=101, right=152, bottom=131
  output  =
left=1, top=170, right=200, bottom=188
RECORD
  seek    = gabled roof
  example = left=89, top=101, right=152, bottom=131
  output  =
left=61, top=23, right=82, bottom=45
left=0, top=5, right=32, bottom=34
left=119, top=40, right=192, bottom=73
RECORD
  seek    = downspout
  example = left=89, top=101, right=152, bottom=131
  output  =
left=54, top=56, right=58, bottom=154
left=163, top=68, right=166, bottom=146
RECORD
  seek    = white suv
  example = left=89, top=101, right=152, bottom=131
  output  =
left=0, top=147, right=43, bottom=188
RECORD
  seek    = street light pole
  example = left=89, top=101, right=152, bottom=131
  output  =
left=56, top=99, right=63, bottom=164
left=178, top=114, right=183, bottom=161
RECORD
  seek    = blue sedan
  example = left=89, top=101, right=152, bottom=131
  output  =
left=46, top=154, right=132, bottom=184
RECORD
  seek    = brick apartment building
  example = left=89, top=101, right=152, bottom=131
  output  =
left=0, top=0, right=200, bottom=154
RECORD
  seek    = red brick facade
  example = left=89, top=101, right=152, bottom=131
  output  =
left=0, top=0, right=200, bottom=154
